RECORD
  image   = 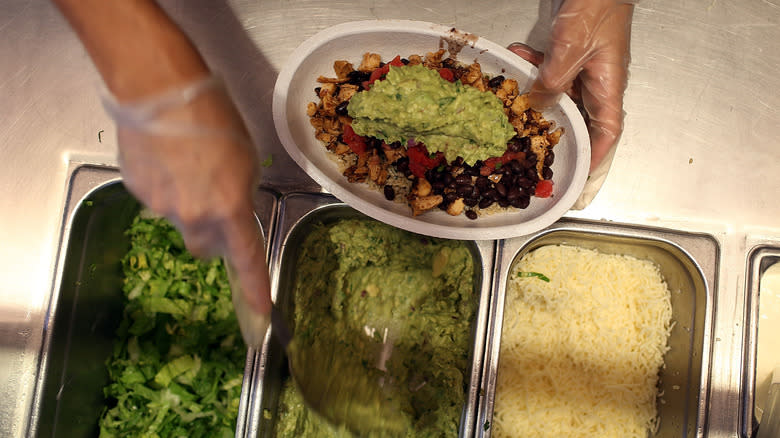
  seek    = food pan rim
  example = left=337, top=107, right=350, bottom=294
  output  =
left=249, top=191, right=494, bottom=438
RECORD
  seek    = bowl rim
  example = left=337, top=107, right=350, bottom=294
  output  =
left=272, top=19, right=591, bottom=240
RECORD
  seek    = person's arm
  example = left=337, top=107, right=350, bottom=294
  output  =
left=52, top=0, right=209, bottom=100
left=52, top=0, right=272, bottom=320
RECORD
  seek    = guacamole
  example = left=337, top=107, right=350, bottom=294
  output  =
left=274, top=218, right=477, bottom=438
left=347, top=64, right=516, bottom=164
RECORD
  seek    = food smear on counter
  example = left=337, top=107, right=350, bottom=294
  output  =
left=98, top=215, right=245, bottom=438
left=273, top=218, right=477, bottom=437
left=307, top=50, right=562, bottom=219
left=493, top=245, right=673, bottom=438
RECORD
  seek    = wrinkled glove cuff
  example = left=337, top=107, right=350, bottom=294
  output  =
left=100, top=75, right=224, bottom=133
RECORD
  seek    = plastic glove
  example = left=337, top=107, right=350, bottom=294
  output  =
left=509, top=0, right=635, bottom=176
left=103, top=76, right=272, bottom=318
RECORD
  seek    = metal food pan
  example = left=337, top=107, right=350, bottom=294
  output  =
left=743, top=245, right=780, bottom=438
left=29, top=165, right=278, bottom=438
left=477, top=218, right=718, bottom=438
left=245, top=192, right=495, bottom=438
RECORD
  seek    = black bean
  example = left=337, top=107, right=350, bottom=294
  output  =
left=456, top=184, right=474, bottom=198
left=508, top=160, right=522, bottom=174
left=488, top=75, right=505, bottom=89
left=514, top=196, right=531, bottom=209
left=372, top=137, right=385, bottom=148
left=347, top=70, right=371, bottom=84
left=542, top=167, right=554, bottom=180
left=495, top=182, right=507, bottom=197
left=507, top=137, right=523, bottom=152
left=453, top=157, right=465, bottom=167
left=517, top=177, right=534, bottom=189
left=401, top=58, right=410, bottom=65
left=519, top=136, right=531, bottom=152
left=314, top=86, right=321, bottom=95
left=465, top=210, right=478, bottom=220
left=442, top=173, right=454, bottom=186
left=501, top=174, right=516, bottom=187
left=475, top=176, right=490, bottom=190
left=483, top=188, right=498, bottom=200
left=335, top=100, right=349, bottom=116
left=432, top=181, right=446, bottom=192
left=444, top=192, right=459, bottom=204
left=526, top=168, right=539, bottom=181
left=396, top=158, right=409, bottom=173
left=523, top=157, right=537, bottom=169
left=498, top=199, right=510, bottom=208
left=427, top=169, right=443, bottom=183
left=455, top=174, right=471, bottom=185
left=506, top=186, right=521, bottom=201
left=384, top=185, right=395, bottom=201
left=544, top=150, right=555, bottom=166
left=479, top=197, right=494, bottom=209
left=464, top=197, right=479, bottom=207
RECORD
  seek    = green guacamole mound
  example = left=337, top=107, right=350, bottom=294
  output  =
left=274, top=218, right=477, bottom=438
left=347, top=64, right=516, bottom=165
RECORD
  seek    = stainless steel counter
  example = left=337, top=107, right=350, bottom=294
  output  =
left=1, top=0, right=778, bottom=437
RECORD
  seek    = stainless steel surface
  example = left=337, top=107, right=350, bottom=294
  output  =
left=744, top=245, right=780, bottom=438
left=249, top=192, right=495, bottom=437
left=477, top=218, right=719, bottom=437
left=24, top=166, right=279, bottom=438
left=2, top=0, right=780, bottom=436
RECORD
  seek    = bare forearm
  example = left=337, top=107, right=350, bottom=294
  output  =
left=52, top=0, right=209, bottom=101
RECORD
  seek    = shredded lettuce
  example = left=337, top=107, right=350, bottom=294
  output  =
left=98, top=215, right=246, bottom=437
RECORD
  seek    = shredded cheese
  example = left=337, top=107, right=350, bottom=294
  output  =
left=492, top=245, right=673, bottom=438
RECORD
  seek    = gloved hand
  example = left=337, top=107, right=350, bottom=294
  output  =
left=509, top=0, right=634, bottom=207
left=104, top=76, right=272, bottom=318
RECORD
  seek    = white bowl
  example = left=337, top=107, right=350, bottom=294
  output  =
left=273, top=20, right=590, bottom=240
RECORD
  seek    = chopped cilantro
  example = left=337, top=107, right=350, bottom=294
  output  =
left=517, top=271, right=551, bottom=282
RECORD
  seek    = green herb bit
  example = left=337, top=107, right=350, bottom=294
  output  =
left=517, top=271, right=550, bottom=282
left=261, top=154, right=274, bottom=168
